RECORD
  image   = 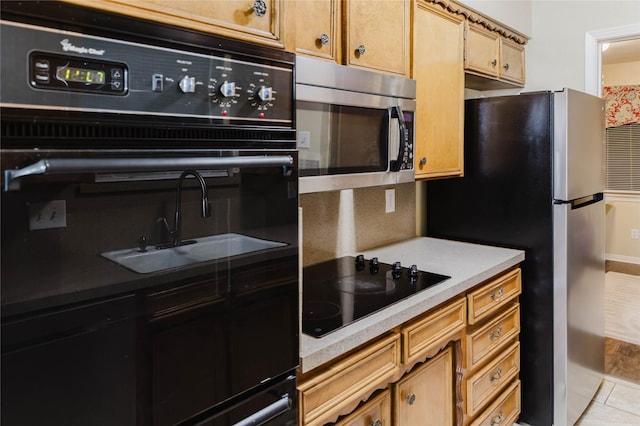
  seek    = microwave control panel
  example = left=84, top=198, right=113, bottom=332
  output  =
left=1, top=20, right=293, bottom=126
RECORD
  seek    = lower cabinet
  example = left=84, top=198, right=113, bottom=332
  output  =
left=394, top=347, right=454, bottom=425
left=298, top=267, right=523, bottom=426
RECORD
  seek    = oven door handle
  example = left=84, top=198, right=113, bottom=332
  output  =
left=3, top=155, right=294, bottom=191
left=232, top=393, right=292, bottom=426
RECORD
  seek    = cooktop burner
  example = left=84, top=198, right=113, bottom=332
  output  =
left=302, top=255, right=451, bottom=338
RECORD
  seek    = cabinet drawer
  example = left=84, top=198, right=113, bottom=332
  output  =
left=466, top=304, right=520, bottom=370
left=298, top=333, right=401, bottom=426
left=470, top=380, right=521, bottom=426
left=466, top=341, right=520, bottom=417
left=467, top=268, right=521, bottom=325
left=335, top=389, right=391, bottom=426
left=401, top=297, right=465, bottom=365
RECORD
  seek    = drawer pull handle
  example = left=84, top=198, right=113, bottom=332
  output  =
left=489, top=367, right=503, bottom=382
left=406, top=393, right=416, bottom=405
left=489, top=325, right=503, bottom=340
left=490, top=410, right=504, bottom=425
left=490, top=287, right=504, bottom=300
left=371, top=420, right=382, bottom=426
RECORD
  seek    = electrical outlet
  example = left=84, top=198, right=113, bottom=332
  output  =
left=297, top=131, right=311, bottom=149
left=632, top=228, right=639, bottom=240
left=29, top=200, right=67, bottom=230
left=385, top=189, right=395, bottom=213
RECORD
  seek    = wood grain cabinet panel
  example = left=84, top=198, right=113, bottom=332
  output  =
left=499, top=38, right=526, bottom=85
left=393, top=347, right=454, bottom=426
left=467, top=268, right=522, bottom=325
left=62, top=0, right=285, bottom=48
left=401, top=296, right=465, bottom=366
left=298, top=333, right=401, bottom=426
left=464, top=23, right=500, bottom=78
left=466, top=304, right=520, bottom=371
left=466, top=341, right=520, bottom=417
left=413, top=0, right=465, bottom=180
left=288, top=0, right=339, bottom=61
left=335, top=389, right=392, bottom=426
left=469, top=380, right=521, bottom=426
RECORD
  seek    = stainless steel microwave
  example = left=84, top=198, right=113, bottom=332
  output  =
left=296, top=56, right=416, bottom=194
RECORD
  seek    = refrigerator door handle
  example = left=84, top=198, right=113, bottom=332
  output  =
left=554, top=193, right=603, bottom=210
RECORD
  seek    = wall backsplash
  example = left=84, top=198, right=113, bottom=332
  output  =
left=301, top=183, right=417, bottom=266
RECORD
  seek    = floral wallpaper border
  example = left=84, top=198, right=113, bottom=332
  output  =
left=603, top=85, right=640, bottom=128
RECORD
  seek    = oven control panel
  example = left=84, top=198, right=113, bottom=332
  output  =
left=1, top=20, right=293, bottom=126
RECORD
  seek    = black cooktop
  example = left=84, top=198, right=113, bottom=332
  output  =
left=302, top=255, right=451, bottom=338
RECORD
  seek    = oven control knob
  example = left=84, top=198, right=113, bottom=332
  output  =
left=369, top=257, right=379, bottom=274
left=219, top=81, right=236, bottom=98
left=392, top=261, right=402, bottom=280
left=355, top=254, right=365, bottom=271
left=257, top=85, right=273, bottom=102
left=179, top=75, right=196, bottom=93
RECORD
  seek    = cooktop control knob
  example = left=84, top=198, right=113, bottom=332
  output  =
left=355, top=254, right=365, bottom=271
left=369, top=257, right=379, bottom=274
left=219, top=81, right=236, bottom=98
left=409, top=264, right=419, bottom=281
left=392, top=261, right=402, bottom=280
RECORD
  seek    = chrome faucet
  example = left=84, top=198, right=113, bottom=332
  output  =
left=157, top=170, right=211, bottom=249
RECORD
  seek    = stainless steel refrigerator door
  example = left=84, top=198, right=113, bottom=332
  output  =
left=553, top=198, right=605, bottom=426
left=553, top=88, right=605, bottom=201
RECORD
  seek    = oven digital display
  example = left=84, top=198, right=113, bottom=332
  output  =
left=56, top=66, right=106, bottom=84
left=29, top=52, right=127, bottom=95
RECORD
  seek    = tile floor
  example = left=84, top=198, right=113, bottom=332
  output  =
left=576, top=375, right=640, bottom=425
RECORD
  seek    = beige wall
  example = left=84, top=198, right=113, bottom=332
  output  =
left=605, top=195, right=640, bottom=263
left=300, top=183, right=416, bottom=266
left=603, top=61, right=640, bottom=86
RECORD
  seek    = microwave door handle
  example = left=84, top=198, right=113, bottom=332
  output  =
left=389, top=106, right=406, bottom=172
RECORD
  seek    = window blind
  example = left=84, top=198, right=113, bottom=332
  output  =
left=606, top=123, right=640, bottom=191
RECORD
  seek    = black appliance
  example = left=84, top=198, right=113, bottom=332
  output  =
left=426, top=90, right=605, bottom=426
left=302, top=255, right=450, bottom=337
left=1, top=2, right=298, bottom=425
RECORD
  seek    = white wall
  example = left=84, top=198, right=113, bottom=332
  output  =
left=462, top=0, right=640, bottom=92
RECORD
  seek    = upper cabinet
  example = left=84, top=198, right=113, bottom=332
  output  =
left=288, top=0, right=410, bottom=76
left=412, top=0, right=465, bottom=180
left=61, top=0, right=285, bottom=48
left=465, top=22, right=527, bottom=89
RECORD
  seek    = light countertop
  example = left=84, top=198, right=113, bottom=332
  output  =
left=299, top=237, right=525, bottom=373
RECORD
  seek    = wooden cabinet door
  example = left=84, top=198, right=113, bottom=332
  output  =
left=64, top=0, right=284, bottom=48
left=413, top=2, right=464, bottom=179
left=500, top=38, right=525, bottom=85
left=344, top=0, right=409, bottom=76
left=464, top=23, right=500, bottom=78
left=393, top=347, right=454, bottom=426
left=335, top=389, right=392, bottom=426
left=290, top=0, right=339, bottom=61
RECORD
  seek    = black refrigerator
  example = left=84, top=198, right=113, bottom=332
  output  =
left=426, top=89, right=605, bottom=426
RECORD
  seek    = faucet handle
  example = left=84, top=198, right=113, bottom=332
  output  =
left=157, top=217, right=172, bottom=233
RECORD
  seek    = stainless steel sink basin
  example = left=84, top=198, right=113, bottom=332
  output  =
left=101, top=233, right=287, bottom=274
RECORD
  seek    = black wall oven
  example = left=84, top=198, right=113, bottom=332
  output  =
left=0, top=2, right=298, bottom=425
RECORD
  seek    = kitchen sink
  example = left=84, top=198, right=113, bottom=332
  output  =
left=101, top=233, right=287, bottom=274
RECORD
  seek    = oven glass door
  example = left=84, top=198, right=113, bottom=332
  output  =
left=0, top=151, right=299, bottom=426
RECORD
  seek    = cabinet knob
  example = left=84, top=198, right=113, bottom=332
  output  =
left=356, top=44, right=366, bottom=56
left=319, top=33, right=329, bottom=45
left=406, top=393, right=416, bottom=405
left=490, top=410, right=504, bottom=425
left=489, top=325, right=503, bottom=340
left=489, top=366, right=503, bottom=382
left=252, top=0, right=267, bottom=17
left=490, top=287, right=504, bottom=300
left=491, top=59, right=497, bottom=67
left=420, top=157, right=427, bottom=166
left=503, top=63, right=510, bottom=71
left=371, top=420, right=382, bottom=426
